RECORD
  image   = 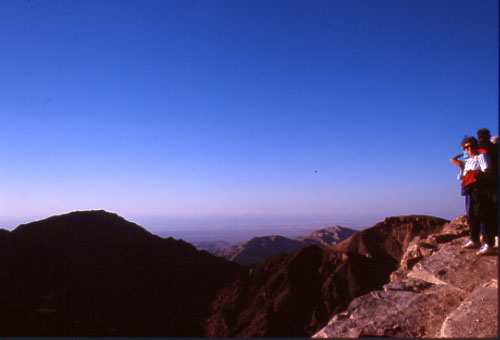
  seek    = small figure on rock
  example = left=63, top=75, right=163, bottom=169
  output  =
left=450, top=136, right=496, bottom=256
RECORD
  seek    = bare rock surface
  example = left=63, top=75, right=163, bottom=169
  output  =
left=441, top=279, right=498, bottom=338
left=313, top=215, right=498, bottom=338
left=205, top=215, right=448, bottom=337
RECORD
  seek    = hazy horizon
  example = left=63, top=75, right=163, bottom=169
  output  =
left=0, top=211, right=363, bottom=243
left=0, top=209, right=458, bottom=243
left=1, top=1, right=497, bottom=233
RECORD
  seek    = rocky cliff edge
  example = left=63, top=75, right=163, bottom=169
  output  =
left=313, top=215, right=498, bottom=338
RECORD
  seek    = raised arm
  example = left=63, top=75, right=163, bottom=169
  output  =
left=450, top=153, right=463, bottom=167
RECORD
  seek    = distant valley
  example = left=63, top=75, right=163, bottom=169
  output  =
left=194, top=225, right=357, bottom=265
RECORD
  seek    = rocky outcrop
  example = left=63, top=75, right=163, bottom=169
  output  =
left=0, top=210, right=242, bottom=336
left=440, top=279, right=498, bottom=338
left=313, top=215, right=498, bottom=338
left=331, top=215, right=448, bottom=263
left=205, top=215, right=448, bottom=337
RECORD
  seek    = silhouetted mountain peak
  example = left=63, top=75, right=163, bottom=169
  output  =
left=12, top=210, right=152, bottom=240
left=0, top=210, right=241, bottom=336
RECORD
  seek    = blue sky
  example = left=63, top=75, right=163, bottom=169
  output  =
left=0, top=0, right=498, bottom=232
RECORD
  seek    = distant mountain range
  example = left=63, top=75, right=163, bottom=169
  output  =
left=195, top=225, right=357, bottom=265
left=204, top=215, right=448, bottom=336
left=1, top=210, right=473, bottom=337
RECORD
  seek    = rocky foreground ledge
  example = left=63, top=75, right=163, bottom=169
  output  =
left=313, top=215, right=498, bottom=338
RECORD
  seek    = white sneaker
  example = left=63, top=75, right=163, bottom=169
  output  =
left=476, top=244, right=496, bottom=256
left=462, top=240, right=481, bottom=249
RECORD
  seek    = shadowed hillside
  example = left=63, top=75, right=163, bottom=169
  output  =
left=0, top=210, right=241, bottom=336
left=224, top=235, right=307, bottom=265
left=205, top=215, right=448, bottom=336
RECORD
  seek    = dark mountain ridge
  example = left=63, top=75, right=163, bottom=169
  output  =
left=0, top=210, right=452, bottom=337
left=0, top=210, right=241, bottom=336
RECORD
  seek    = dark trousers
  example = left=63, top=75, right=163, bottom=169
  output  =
left=465, top=186, right=496, bottom=246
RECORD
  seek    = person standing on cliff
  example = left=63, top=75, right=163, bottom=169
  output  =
left=477, top=128, right=498, bottom=183
left=477, top=128, right=498, bottom=245
left=450, top=136, right=496, bottom=256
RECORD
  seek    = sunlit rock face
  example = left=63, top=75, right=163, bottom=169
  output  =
left=313, top=215, right=498, bottom=338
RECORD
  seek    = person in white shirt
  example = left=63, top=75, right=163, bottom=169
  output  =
left=450, top=136, right=496, bottom=256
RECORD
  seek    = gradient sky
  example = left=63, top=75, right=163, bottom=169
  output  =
left=0, top=0, right=498, bottom=232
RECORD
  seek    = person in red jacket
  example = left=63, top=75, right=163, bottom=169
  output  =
left=450, top=136, right=496, bottom=255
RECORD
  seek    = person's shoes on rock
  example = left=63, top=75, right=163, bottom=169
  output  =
left=462, top=239, right=481, bottom=249
left=476, top=244, right=496, bottom=256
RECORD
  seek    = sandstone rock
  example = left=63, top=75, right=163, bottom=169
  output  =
left=332, top=215, right=448, bottom=264
left=440, top=279, right=498, bottom=338
left=313, top=216, right=498, bottom=339
left=383, top=278, right=432, bottom=293
left=313, top=285, right=466, bottom=338
left=407, top=238, right=497, bottom=292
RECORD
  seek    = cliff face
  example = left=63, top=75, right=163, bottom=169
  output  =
left=313, top=215, right=498, bottom=338
left=205, top=215, right=448, bottom=337
left=0, top=210, right=241, bottom=336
